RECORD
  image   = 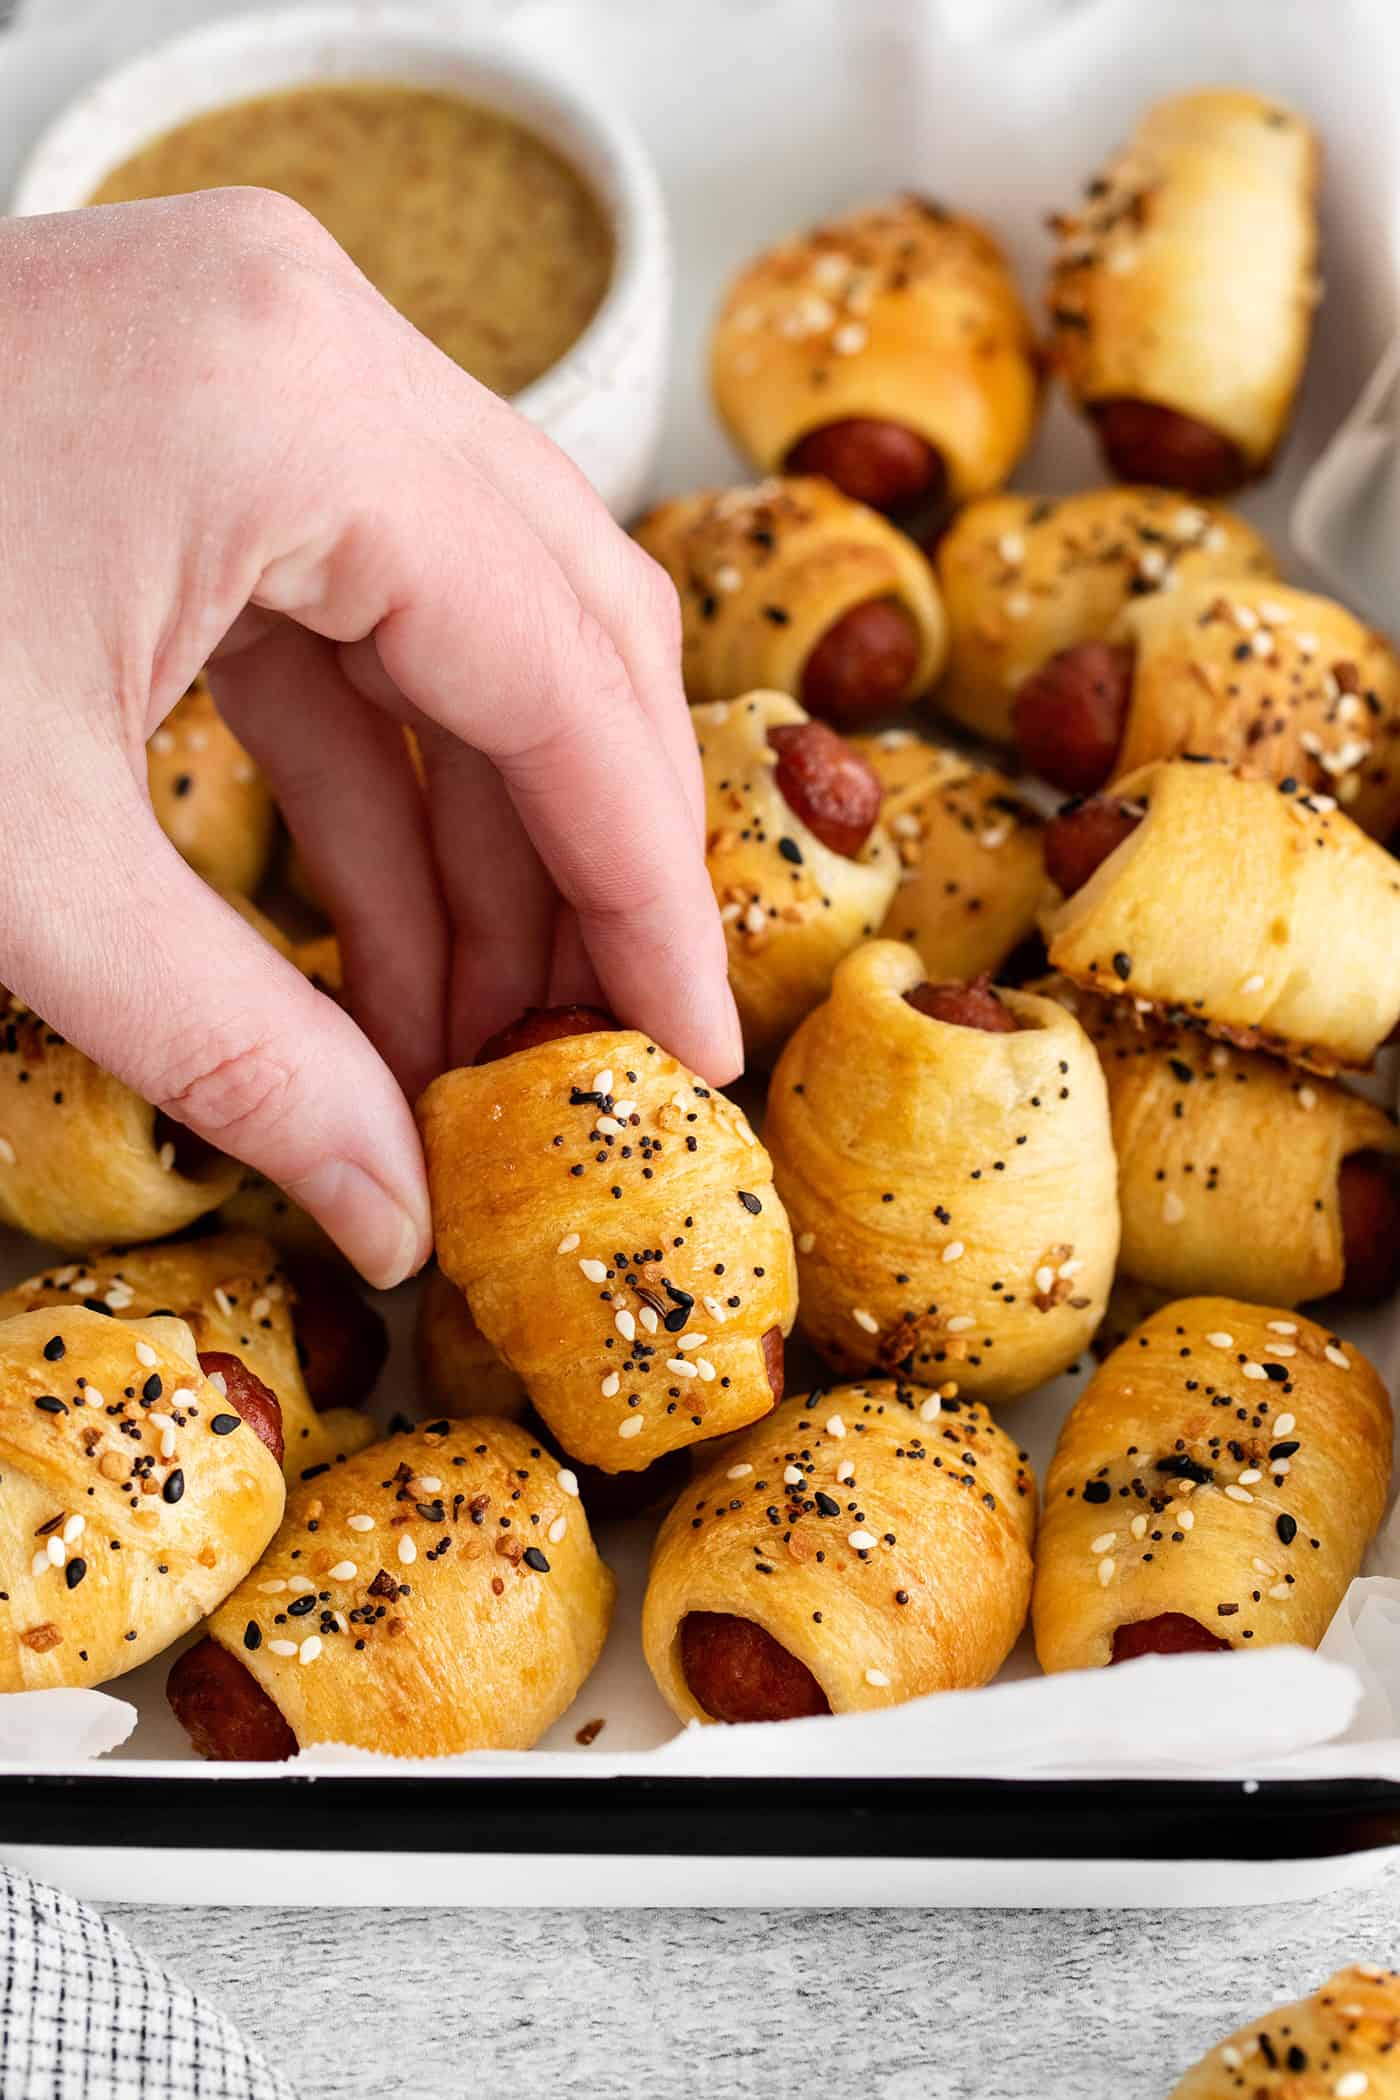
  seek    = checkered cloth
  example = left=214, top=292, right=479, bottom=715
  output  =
left=0, top=1867, right=299, bottom=2100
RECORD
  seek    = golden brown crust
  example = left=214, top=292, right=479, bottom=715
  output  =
left=933, top=487, right=1276, bottom=742
left=0, top=997, right=239, bottom=1248
left=1168, top=1965, right=1400, bottom=2098
left=634, top=478, right=946, bottom=706
left=711, top=195, right=1038, bottom=502
left=1045, top=760, right=1400, bottom=1074
left=851, top=733, right=1044, bottom=980
left=644, top=1379, right=1035, bottom=1721
left=0, top=1231, right=362, bottom=1483
left=1038, top=977, right=1400, bottom=1306
left=1032, top=1297, right=1391, bottom=1672
left=414, top=1262, right=530, bottom=1421
left=148, top=678, right=276, bottom=896
left=0, top=1308, right=284, bottom=1690
left=417, top=1030, right=797, bottom=1472
left=1048, top=90, right=1319, bottom=473
left=1112, top=579, right=1400, bottom=839
left=764, top=942, right=1119, bottom=1400
left=698, top=690, right=898, bottom=1063
left=206, top=1417, right=614, bottom=1754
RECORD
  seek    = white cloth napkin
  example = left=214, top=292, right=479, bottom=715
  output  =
left=0, top=1865, right=298, bottom=2099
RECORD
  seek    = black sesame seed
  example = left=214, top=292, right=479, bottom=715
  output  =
left=523, top=1547, right=550, bottom=1573
left=737, top=1190, right=762, bottom=1214
left=244, top=1622, right=262, bottom=1651
left=1276, top=1513, right=1298, bottom=1545
left=210, top=1414, right=241, bottom=1436
left=42, top=1336, right=65, bottom=1362
left=34, top=1396, right=66, bottom=1416
left=1112, top=952, right=1132, bottom=980
left=1081, top=1480, right=1111, bottom=1504
left=778, top=837, right=804, bottom=866
left=64, top=1557, right=87, bottom=1589
left=161, top=1469, right=185, bottom=1504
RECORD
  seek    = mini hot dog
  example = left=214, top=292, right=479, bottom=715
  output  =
left=711, top=195, right=1038, bottom=518
left=634, top=479, right=947, bottom=727
left=1015, top=579, right=1400, bottom=836
left=932, top=486, right=1275, bottom=745
left=1033, top=1298, right=1391, bottom=1671
left=695, top=691, right=898, bottom=1064
left=1047, top=90, right=1319, bottom=492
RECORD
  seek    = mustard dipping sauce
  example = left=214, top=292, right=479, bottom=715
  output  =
left=87, top=83, right=615, bottom=399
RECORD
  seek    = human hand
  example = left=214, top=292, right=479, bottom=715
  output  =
left=0, top=188, right=740, bottom=1286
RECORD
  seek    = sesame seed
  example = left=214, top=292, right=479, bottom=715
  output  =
left=831, top=321, right=867, bottom=355
left=848, top=1529, right=877, bottom=1551
left=615, top=1310, right=636, bottom=1342
left=1273, top=1414, right=1296, bottom=1436
left=0, top=1138, right=14, bottom=1167
left=1268, top=1582, right=1292, bottom=1602
left=667, top=1359, right=698, bottom=1378
left=618, top=1417, right=644, bottom=1439
left=612, top=1099, right=637, bottom=1120
left=135, top=1342, right=158, bottom=1369
left=1237, top=1469, right=1263, bottom=1485
left=851, top=1308, right=879, bottom=1335
left=826, top=1415, right=847, bottom=1439
left=557, top=1469, right=580, bottom=1497
left=1242, top=1364, right=1267, bottom=1382
left=46, top=1536, right=65, bottom=1568
left=548, top=1516, right=567, bottom=1544
left=258, top=1579, right=287, bottom=1595
left=864, top=1667, right=890, bottom=1688
left=250, top=1296, right=271, bottom=1320
left=29, top=1551, right=47, bottom=1579
left=1034, top=1265, right=1054, bottom=1293
left=328, top=1562, right=357, bottom=1581
left=287, top=1576, right=315, bottom=1594
left=158, top=1143, right=176, bottom=1172
left=697, top=1360, right=717, bottom=1381
left=299, top=1636, right=322, bottom=1664
left=946, top=1315, right=975, bottom=1334
left=592, top=1071, right=614, bottom=1097
left=397, top=1537, right=417, bottom=1565
left=676, top=1333, right=707, bottom=1353
left=1207, top=1332, right=1234, bottom=1349
left=1097, top=1558, right=1115, bottom=1586
left=639, top=1307, right=660, bottom=1335
left=726, top=1463, right=754, bottom=1480
left=213, top=1288, right=234, bottom=1317
left=1130, top=1515, right=1147, bottom=1540
left=1298, top=1087, right=1317, bottom=1111
left=557, top=1233, right=580, bottom=1253
left=268, top=1640, right=297, bottom=1658
left=1220, top=2046, right=1242, bottom=2069
left=1162, top=1190, right=1186, bottom=1225
left=837, top=1461, right=855, bottom=1484
left=1239, top=974, right=1266, bottom=995
left=347, top=1513, right=375, bottom=1531
left=1225, top=1485, right=1253, bottom=1504
left=579, top=1258, right=608, bottom=1284
left=1326, top=1345, right=1351, bottom=1370
left=1090, top=1532, right=1116, bottom=1555
left=596, top=1117, right=625, bottom=1137
left=1178, top=1510, right=1195, bottom=1532
left=783, top=1465, right=803, bottom=1486
left=919, top=1396, right=942, bottom=1423
left=600, top=1371, right=621, bottom=1399
left=1335, top=2076, right=1369, bottom=2098
left=61, top=1514, right=84, bottom=1545
left=1267, top=1322, right=1298, bottom=1336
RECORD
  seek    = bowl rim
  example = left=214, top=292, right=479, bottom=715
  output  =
left=8, top=0, right=670, bottom=421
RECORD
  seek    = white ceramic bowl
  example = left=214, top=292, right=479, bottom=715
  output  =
left=9, top=2, right=671, bottom=519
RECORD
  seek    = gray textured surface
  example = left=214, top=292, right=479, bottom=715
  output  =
left=105, top=1873, right=1400, bottom=2100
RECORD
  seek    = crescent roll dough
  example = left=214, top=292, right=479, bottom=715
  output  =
left=415, top=1262, right=530, bottom=1420
left=204, top=1418, right=614, bottom=1754
left=1169, top=1966, right=1400, bottom=2099
left=1048, top=90, right=1319, bottom=475
left=0, top=1232, right=372, bottom=1483
left=1, top=1308, right=284, bottom=1690
left=1040, top=978, right=1400, bottom=1307
left=634, top=478, right=946, bottom=706
left=148, top=678, right=276, bottom=896
left=644, top=1379, right=1035, bottom=1722
left=418, top=1029, right=797, bottom=1472
left=1046, top=760, right=1400, bottom=1074
left=1033, top=1297, right=1391, bottom=1672
left=0, top=995, right=239, bottom=1248
left=765, top=941, right=1119, bottom=1399
left=933, top=487, right=1275, bottom=743
left=711, top=195, right=1038, bottom=502
left=698, top=691, right=898, bottom=1063
left=851, top=731, right=1044, bottom=981
left=1110, top=579, right=1400, bottom=837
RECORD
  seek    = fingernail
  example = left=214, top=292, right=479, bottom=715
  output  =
left=288, top=1159, right=430, bottom=1289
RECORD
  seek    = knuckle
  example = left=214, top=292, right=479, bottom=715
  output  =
left=154, top=1027, right=300, bottom=1153
left=632, top=549, right=683, bottom=648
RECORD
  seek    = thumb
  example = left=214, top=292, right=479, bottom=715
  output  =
left=0, top=766, right=429, bottom=1287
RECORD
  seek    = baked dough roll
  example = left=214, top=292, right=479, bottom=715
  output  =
left=1168, top=1965, right=1400, bottom=2099
left=765, top=941, right=1118, bottom=1399
left=698, top=690, right=898, bottom=1064
left=1048, top=90, right=1319, bottom=492
left=417, top=1013, right=797, bottom=1473
left=0, top=1231, right=377, bottom=1483
left=1044, top=760, right=1400, bottom=1074
left=218, top=1171, right=340, bottom=1262
left=1033, top=1297, right=1391, bottom=1671
left=634, top=478, right=946, bottom=728
left=415, top=1262, right=530, bottom=1420
left=1, top=1307, right=285, bottom=1690
left=644, top=1378, right=1035, bottom=1723
left=934, top=486, right=1275, bottom=744
left=168, top=1417, right=614, bottom=1759
left=852, top=731, right=1044, bottom=982
left=0, top=995, right=239, bottom=1248
left=1018, top=576, right=1400, bottom=834
left=711, top=195, right=1038, bottom=516
left=148, top=677, right=276, bottom=896
left=1041, top=979, right=1400, bottom=1307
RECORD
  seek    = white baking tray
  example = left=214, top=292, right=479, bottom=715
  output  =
left=3, top=0, right=1400, bottom=1905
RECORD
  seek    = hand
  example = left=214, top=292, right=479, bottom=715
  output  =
left=0, top=189, right=740, bottom=1285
